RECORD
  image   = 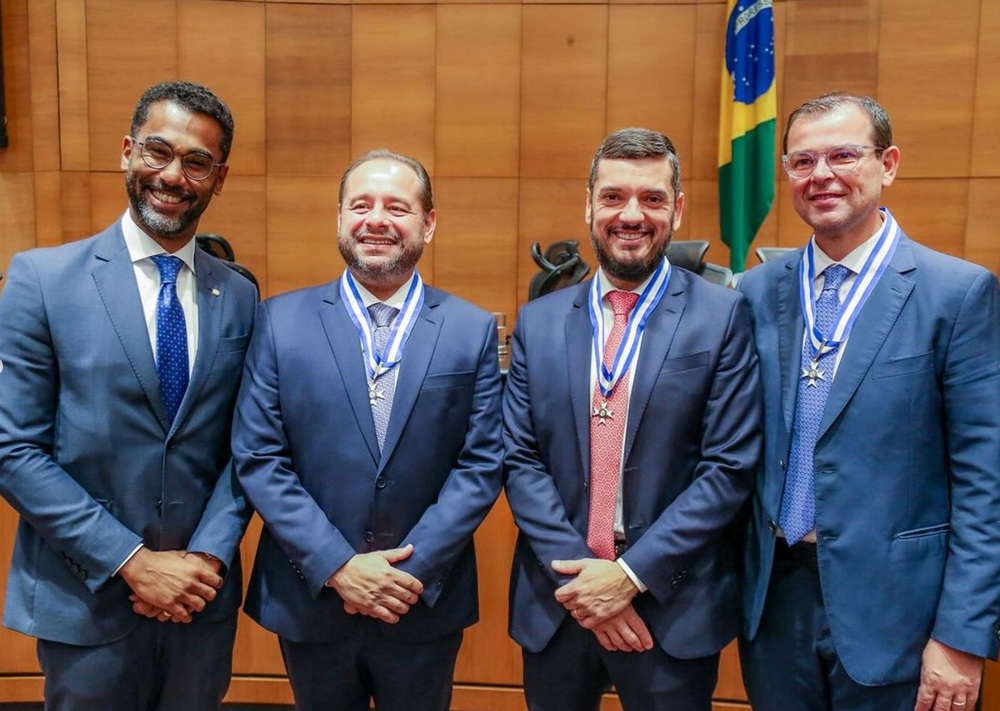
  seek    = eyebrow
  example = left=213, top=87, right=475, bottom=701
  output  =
left=143, top=135, right=216, bottom=160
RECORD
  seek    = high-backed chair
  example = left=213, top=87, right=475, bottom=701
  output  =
left=195, top=233, right=260, bottom=295
left=528, top=240, right=591, bottom=301
left=755, top=246, right=798, bottom=264
left=666, top=240, right=710, bottom=273
left=701, top=262, right=735, bottom=287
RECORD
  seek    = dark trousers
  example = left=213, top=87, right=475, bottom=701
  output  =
left=739, top=542, right=917, bottom=711
left=279, top=627, right=463, bottom=711
left=37, top=616, right=237, bottom=711
left=523, top=615, right=719, bottom=711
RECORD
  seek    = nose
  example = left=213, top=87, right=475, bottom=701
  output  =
left=810, top=154, right=836, bottom=180
left=365, top=203, right=390, bottom=228
left=620, top=197, right=643, bottom=223
left=157, top=155, right=186, bottom=185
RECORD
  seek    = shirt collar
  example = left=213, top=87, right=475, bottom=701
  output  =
left=351, top=272, right=416, bottom=310
left=810, top=220, right=883, bottom=278
left=595, top=261, right=661, bottom=300
left=120, top=210, right=198, bottom=275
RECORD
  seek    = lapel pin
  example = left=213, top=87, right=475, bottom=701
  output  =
left=211, top=287, right=221, bottom=297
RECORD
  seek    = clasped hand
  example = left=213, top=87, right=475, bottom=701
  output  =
left=122, top=549, right=223, bottom=623
left=328, top=544, right=424, bottom=624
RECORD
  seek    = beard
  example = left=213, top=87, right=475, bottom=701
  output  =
left=590, top=220, right=672, bottom=286
left=125, top=167, right=208, bottom=239
left=338, top=226, right=425, bottom=288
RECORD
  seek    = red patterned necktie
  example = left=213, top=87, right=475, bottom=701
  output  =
left=587, top=289, right=640, bottom=559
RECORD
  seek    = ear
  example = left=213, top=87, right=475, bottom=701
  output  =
left=880, top=145, right=900, bottom=188
left=584, top=188, right=593, bottom=225
left=120, top=136, right=134, bottom=171
left=212, top=164, right=230, bottom=196
left=672, top=191, right=686, bottom=232
left=422, top=208, right=437, bottom=245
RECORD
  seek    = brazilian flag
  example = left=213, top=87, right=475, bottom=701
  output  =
left=719, top=0, right=776, bottom=273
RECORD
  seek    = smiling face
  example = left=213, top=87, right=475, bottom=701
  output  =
left=785, top=103, right=899, bottom=259
left=337, top=158, right=436, bottom=299
left=121, top=100, right=228, bottom=251
left=586, top=156, right=684, bottom=290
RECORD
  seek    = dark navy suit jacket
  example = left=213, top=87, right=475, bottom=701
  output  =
left=739, top=232, right=1000, bottom=684
left=233, top=280, right=503, bottom=644
left=504, top=268, right=762, bottom=658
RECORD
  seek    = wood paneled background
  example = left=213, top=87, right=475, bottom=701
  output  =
left=0, top=0, right=998, bottom=708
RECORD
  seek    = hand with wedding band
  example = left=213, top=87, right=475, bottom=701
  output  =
left=913, top=639, right=982, bottom=711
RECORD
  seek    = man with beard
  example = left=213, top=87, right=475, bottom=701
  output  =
left=0, top=81, right=257, bottom=710
left=503, top=127, right=762, bottom=711
left=232, top=149, right=503, bottom=711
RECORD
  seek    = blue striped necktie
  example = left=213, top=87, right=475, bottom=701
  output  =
left=151, top=255, right=189, bottom=424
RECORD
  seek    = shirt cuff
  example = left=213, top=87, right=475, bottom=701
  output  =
left=617, top=557, right=647, bottom=593
left=113, top=543, right=144, bottom=577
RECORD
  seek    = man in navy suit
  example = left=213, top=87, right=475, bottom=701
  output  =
left=738, top=92, right=1000, bottom=711
left=0, top=81, right=257, bottom=710
left=232, top=149, right=503, bottom=711
left=503, top=127, right=762, bottom=711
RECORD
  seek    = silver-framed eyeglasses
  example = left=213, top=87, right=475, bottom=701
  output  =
left=781, top=144, right=884, bottom=179
left=130, top=137, right=224, bottom=181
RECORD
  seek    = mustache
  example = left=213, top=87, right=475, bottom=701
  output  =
left=142, top=181, right=195, bottom=202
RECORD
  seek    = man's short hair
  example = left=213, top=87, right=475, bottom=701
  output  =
left=338, top=149, right=434, bottom=214
left=783, top=91, right=893, bottom=153
left=131, top=80, right=235, bottom=162
left=588, top=128, right=682, bottom=198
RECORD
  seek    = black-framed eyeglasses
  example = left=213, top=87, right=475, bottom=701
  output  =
left=130, top=137, right=224, bottom=181
left=781, top=144, right=885, bottom=179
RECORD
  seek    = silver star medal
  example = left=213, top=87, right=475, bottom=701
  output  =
left=368, top=380, right=385, bottom=403
left=801, top=360, right=826, bottom=387
left=592, top=401, right=615, bottom=425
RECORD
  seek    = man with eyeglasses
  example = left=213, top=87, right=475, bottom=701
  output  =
left=0, top=80, right=257, bottom=710
left=738, top=92, right=1000, bottom=711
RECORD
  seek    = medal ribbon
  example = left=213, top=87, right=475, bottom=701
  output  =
left=799, top=207, right=901, bottom=358
left=589, top=258, right=671, bottom=397
left=340, top=270, right=425, bottom=380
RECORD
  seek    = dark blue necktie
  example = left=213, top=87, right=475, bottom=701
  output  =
left=368, top=302, right=399, bottom=452
left=151, top=255, right=189, bottom=424
left=780, top=264, right=851, bottom=543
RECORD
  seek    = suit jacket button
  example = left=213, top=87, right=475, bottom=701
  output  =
left=375, top=476, right=387, bottom=489
left=364, top=530, right=375, bottom=543
left=156, top=500, right=163, bottom=515
left=768, top=520, right=778, bottom=533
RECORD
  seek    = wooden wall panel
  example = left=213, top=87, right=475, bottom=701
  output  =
left=27, top=0, right=60, bottom=171
left=266, top=175, right=343, bottom=296
left=231, top=517, right=286, bottom=677
left=351, top=6, right=437, bottom=171
left=884, top=178, right=968, bottom=258
left=85, top=0, right=177, bottom=172
left=55, top=0, right=90, bottom=171
left=0, top=0, right=33, bottom=174
left=435, top=4, right=521, bottom=178
left=607, top=4, right=696, bottom=168
left=690, top=2, right=724, bottom=182
left=781, top=0, right=879, bottom=129
left=878, top=0, right=979, bottom=178
left=32, top=172, right=63, bottom=248
left=265, top=3, right=352, bottom=177
left=198, top=175, right=269, bottom=295
left=179, top=0, right=267, bottom=177
left=971, top=0, right=1000, bottom=178
left=520, top=5, right=608, bottom=179
left=58, top=171, right=94, bottom=243
left=434, top=177, right=519, bottom=318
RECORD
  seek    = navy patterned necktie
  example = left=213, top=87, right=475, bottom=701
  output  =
left=780, top=264, right=851, bottom=543
left=368, top=302, right=399, bottom=452
left=151, top=255, right=189, bottom=424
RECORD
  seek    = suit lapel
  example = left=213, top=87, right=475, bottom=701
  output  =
left=818, top=237, right=916, bottom=438
left=320, top=283, right=380, bottom=464
left=623, top=270, right=686, bottom=462
left=777, top=258, right=804, bottom=435
left=378, top=290, right=443, bottom=466
left=172, top=249, right=223, bottom=433
left=91, top=226, right=171, bottom=433
left=567, top=286, right=595, bottom=483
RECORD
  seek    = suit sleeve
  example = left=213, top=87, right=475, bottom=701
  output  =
left=187, top=278, right=257, bottom=569
left=931, top=270, right=1000, bottom=659
left=620, top=294, right=762, bottom=602
left=394, top=315, right=504, bottom=607
left=503, top=307, right=595, bottom=589
left=0, top=254, right=143, bottom=592
left=232, top=300, right=358, bottom=596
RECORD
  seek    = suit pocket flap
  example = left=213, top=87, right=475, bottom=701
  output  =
left=422, top=370, right=476, bottom=391
left=873, top=351, right=934, bottom=379
left=660, top=351, right=710, bottom=374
